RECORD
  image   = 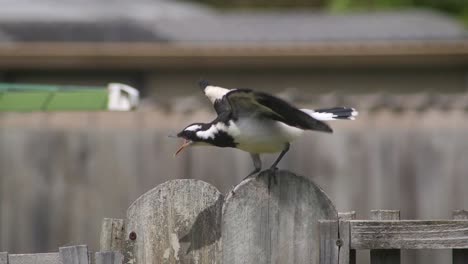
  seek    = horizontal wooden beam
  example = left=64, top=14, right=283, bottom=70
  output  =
left=7, top=253, right=61, bottom=264
left=350, top=220, right=468, bottom=250
left=0, top=41, right=466, bottom=69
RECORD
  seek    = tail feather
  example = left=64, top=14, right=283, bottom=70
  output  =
left=301, top=107, right=358, bottom=121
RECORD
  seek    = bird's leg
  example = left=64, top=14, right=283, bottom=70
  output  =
left=267, top=143, right=290, bottom=186
left=243, top=153, right=262, bottom=180
left=269, top=143, right=290, bottom=169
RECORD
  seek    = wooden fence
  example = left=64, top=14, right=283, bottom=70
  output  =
left=0, top=245, right=122, bottom=264
left=2, top=110, right=468, bottom=259
left=319, top=210, right=468, bottom=264
left=1, top=170, right=467, bottom=264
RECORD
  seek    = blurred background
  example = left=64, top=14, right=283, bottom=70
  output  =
left=0, top=0, right=467, bottom=263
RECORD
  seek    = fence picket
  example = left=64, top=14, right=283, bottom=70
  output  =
left=222, top=170, right=337, bottom=264
left=100, top=218, right=125, bottom=252
left=59, top=245, right=89, bottom=264
left=8, top=253, right=61, bottom=264
left=319, top=220, right=339, bottom=264
left=338, top=212, right=356, bottom=264
left=95, top=252, right=123, bottom=264
left=0, top=252, right=7, bottom=264
left=369, top=210, right=401, bottom=264
left=453, top=210, right=468, bottom=264
left=125, top=179, right=223, bottom=264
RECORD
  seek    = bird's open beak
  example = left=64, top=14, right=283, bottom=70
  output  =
left=174, top=139, right=193, bottom=157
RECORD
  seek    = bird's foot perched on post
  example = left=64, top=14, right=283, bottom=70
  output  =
left=266, top=167, right=279, bottom=190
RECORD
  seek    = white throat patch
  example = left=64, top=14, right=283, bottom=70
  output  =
left=196, top=121, right=239, bottom=140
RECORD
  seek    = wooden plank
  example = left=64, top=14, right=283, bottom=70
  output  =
left=338, top=212, right=356, bottom=264
left=338, top=212, right=356, bottom=221
left=59, top=245, right=89, bottom=264
left=95, top=252, right=123, bottom=264
left=319, top=220, right=339, bottom=264
left=8, top=253, right=61, bottom=264
left=453, top=210, right=468, bottom=264
left=351, top=220, right=468, bottom=249
left=99, top=219, right=125, bottom=252
left=370, top=210, right=400, bottom=264
left=126, top=179, right=223, bottom=264
left=222, top=170, right=338, bottom=264
left=453, top=210, right=468, bottom=220
left=0, top=252, right=7, bottom=264
left=370, top=210, right=400, bottom=221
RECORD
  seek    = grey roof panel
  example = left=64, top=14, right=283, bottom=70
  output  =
left=0, top=0, right=465, bottom=43
left=153, top=10, right=468, bottom=43
left=0, top=21, right=167, bottom=42
left=0, top=0, right=214, bottom=22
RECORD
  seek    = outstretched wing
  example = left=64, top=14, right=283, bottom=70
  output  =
left=198, top=80, right=231, bottom=114
left=225, top=89, right=333, bottom=133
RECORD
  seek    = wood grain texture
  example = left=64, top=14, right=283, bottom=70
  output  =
left=319, top=220, right=339, bottom=264
left=453, top=210, right=468, bottom=264
left=351, top=220, right=468, bottom=249
left=8, top=253, right=61, bottom=264
left=2, top=110, right=468, bottom=263
left=95, top=252, right=123, bottom=264
left=338, top=212, right=356, bottom=264
left=370, top=210, right=400, bottom=264
left=100, top=219, right=125, bottom=252
left=59, top=245, right=89, bottom=264
left=126, top=179, right=223, bottom=264
left=453, top=210, right=468, bottom=220
left=222, top=170, right=337, bottom=264
left=338, top=212, right=356, bottom=221
left=0, top=253, right=7, bottom=264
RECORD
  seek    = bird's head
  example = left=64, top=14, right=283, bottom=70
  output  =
left=174, top=123, right=211, bottom=156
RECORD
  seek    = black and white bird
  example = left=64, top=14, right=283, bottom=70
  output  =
left=175, top=80, right=358, bottom=178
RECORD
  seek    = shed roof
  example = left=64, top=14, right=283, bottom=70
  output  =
left=153, top=10, right=468, bottom=43
left=0, top=0, right=465, bottom=43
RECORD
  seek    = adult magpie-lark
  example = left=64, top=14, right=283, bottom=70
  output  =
left=175, top=80, right=358, bottom=178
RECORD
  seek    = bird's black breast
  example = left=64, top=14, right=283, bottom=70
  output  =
left=205, top=130, right=237, bottom=148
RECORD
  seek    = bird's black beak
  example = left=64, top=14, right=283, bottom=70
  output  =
left=174, top=139, right=193, bottom=157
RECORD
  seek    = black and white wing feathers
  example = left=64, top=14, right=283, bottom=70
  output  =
left=224, top=89, right=333, bottom=133
left=198, top=80, right=231, bottom=114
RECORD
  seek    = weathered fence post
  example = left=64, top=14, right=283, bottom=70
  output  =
left=100, top=218, right=125, bottom=252
left=7, top=253, right=61, bottom=264
left=0, top=252, right=7, bottom=264
left=222, top=170, right=338, bottom=264
left=453, top=210, right=468, bottom=264
left=319, top=220, right=339, bottom=264
left=125, top=179, right=223, bottom=264
left=95, top=252, right=123, bottom=264
left=59, top=245, right=89, bottom=264
left=370, top=210, right=401, bottom=264
left=338, top=212, right=356, bottom=264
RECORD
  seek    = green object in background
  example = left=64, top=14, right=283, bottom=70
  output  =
left=0, top=92, right=53, bottom=111
left=0, top=82, right=139, bottom=112
left=46, top=90, right=108, bottom=111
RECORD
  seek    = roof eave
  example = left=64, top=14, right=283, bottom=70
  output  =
left=0, top=40, right=467, bottom=69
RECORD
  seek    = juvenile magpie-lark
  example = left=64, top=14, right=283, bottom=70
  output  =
left=175, top=80, right=358, bottom=179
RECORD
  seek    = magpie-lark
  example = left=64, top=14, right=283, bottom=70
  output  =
left=175, top=80, right=358, bottom=179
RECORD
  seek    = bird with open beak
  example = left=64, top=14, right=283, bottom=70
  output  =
left=174, top=80, right=358, bottom=179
